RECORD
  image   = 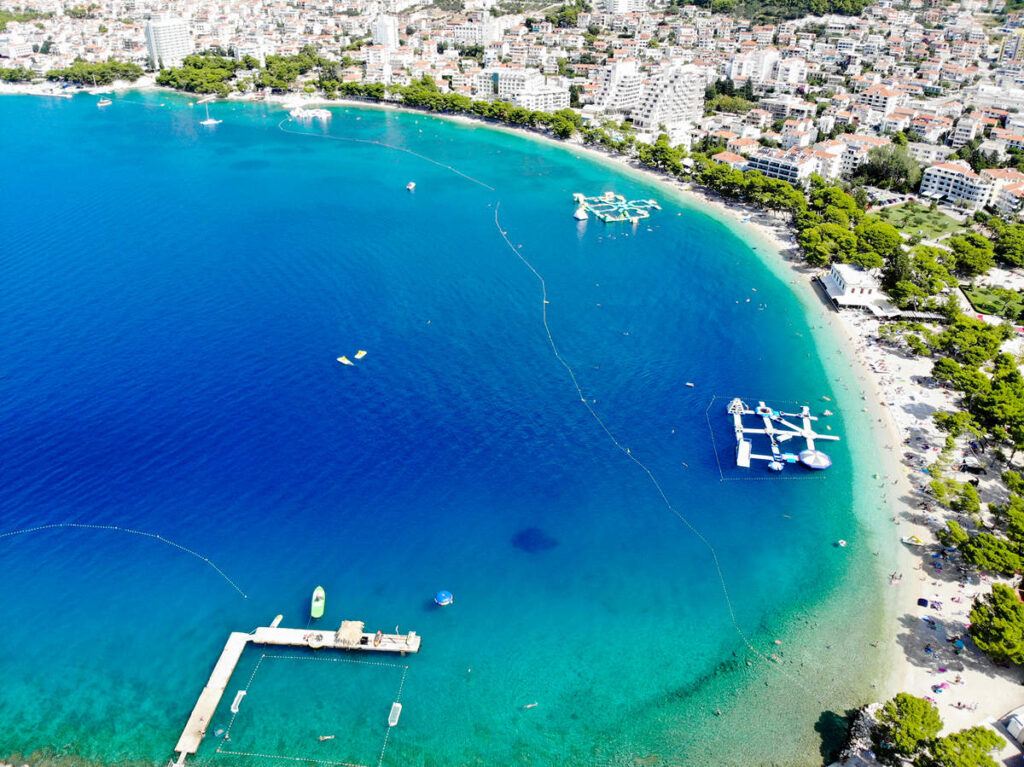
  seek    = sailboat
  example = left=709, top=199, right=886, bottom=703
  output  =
left=311, top=586, right=325, bottom=619
left=200, top=103, right=222, bottom=126
left=89, top=73, right=112, bottom=96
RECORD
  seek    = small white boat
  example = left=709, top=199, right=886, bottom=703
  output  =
left=97, top=98, right=112, bottom=107
left=337, top=356, right=354, bottom=366
left=573, top=206, right=588, bottom=220
left=901, top=535, right=925, bottom=547
left=406, top=182, right=416, bottom=191
left=354, top=350, right=367, bottom=359
left=388, top=702, right=402, bottom=727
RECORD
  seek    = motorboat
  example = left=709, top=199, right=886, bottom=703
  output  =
left=406, top=182, right=416, bottom=191
left=97, top=98, right=112, bottom=107
left=354, top=350, right=367, bottom=359
left=311, top=586, right=325, bottom=619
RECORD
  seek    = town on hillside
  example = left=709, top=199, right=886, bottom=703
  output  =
left=12, top=0, right=1024, bottom=763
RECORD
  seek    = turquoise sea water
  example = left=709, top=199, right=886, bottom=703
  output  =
left=0, top=92, right=893, bottom=766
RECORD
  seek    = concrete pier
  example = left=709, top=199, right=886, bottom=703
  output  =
left=172, top=619, right=420, bottom=765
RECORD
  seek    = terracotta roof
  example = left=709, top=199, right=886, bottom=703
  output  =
left=712, top=151, right=747, bottom=164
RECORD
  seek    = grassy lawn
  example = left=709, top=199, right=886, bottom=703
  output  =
left=867, top=202, right=962, bottom=240
left=962, top=284, right=1024, bottom=320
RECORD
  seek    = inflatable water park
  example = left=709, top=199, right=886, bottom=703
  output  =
left=727, top=398, right=840, bottom=472
left=573, top=191, right=661, bottom=223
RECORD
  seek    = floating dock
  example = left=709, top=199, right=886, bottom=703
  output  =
left=172, top=619, right=420, bottom=766
left=727, top=398, right=840, bottom=471
left=572, top=191, right=660, bottom=223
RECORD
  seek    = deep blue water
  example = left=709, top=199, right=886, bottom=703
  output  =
left=0, top=92, right=889, bottom=766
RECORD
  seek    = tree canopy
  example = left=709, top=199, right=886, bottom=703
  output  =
left=0, top=7, right=53, bottom=31
left=917, top=727, right=1006, bottom=767
left=0, top=66, right=35, bottom=82
left=876, top=693, right=942, bottom=757
left=853, top=144, right=922, bottom=193
left=155, top=52, right=249, bottom=96
left=992, top=222, right=1024, bottom=268
left=46, top=58, right=142, bottom=85
left=969, top=583, right=1024, bottom=665
left=947, top=233, right=995, bottom=278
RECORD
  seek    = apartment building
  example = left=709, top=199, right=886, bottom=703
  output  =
left=745, top=147, right=819, bottom=185
left=919, top=160, right=993, bottom=208
left=145, top=16, right=192, bottom=68
left=630, top=63, right=704, bottom=133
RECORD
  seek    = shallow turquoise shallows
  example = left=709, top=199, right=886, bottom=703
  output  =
left=0, top=92, right=893, bottom=766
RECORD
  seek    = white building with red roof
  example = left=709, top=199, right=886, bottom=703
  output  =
left=919, top=160, right=993, bottom=209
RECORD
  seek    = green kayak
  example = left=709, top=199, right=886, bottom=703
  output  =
left=311, top=586, right=325, bottom=619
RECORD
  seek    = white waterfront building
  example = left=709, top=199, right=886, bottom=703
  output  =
left=595, top=59, right=643, bottom=115
left=514, top=82, right=570, bottom=111
left=630, top=64, right=704, bottom=134
left=145, top=16, right=192, bottom=69
left=372, top=15, right=400, bottom=51
left=919, top=160, right=993, bottom=210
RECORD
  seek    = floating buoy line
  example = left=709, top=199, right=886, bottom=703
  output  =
left=271, top=117, right=830, bottom=704
left=0, top=522, right=248, bottom=598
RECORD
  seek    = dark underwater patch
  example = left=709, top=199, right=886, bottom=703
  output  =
left=511, top=527, right=558, bottom=553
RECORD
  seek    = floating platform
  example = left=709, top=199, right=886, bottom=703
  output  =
left=172, top=619, right=420, bottom=765
left=289, top=107, right=331, bottom=121
left=727, top=398, right=840, bottom=472
left=572, top=191, right=660, bottom=223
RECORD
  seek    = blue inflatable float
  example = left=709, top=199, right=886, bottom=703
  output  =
left=434, top=590, right=454, bottom=606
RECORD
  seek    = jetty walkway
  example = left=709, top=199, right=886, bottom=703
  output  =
left=172, top=619, right=420, bottom=766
